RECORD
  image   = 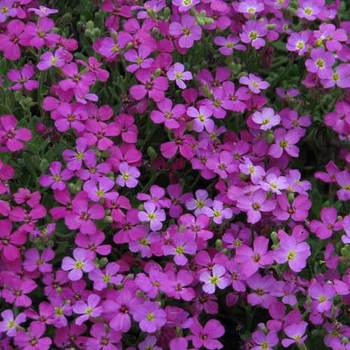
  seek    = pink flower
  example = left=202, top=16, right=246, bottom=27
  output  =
left=124, top=45, right=154, bottom=73
left=239, top=74, right=270, bottom=94
left=269, top=128, right=302, bottom=158
left=129, top=69, right=168, bottom=102
left=0, top=19, right=26, bottom=60
left=138, top=202, right=166, bottom=231
left=187, top=105, right=214, bottom=132
left=282, top=321, right=308, bottom=347
left=151, top=98, right=185, bottom=129
left=116, top=161, right=140, bottom=188
left=39, top=161, right=73, bottom=190
left=305, top=48, right=335, bottom=79
left=23, top=248, right=54, bottom=273
left=133, top=302, right=167, bottom=333
left=309, top=207, right=342, bottom=239
left=252, top=108, right=281, bottom=130
left=37, top=48, right=67, bottom=70
left=169, top=15, right=202, bottom=49
left=273, top=194, right=311, bottom=222
left=236, top=190, right=276, bottom=224
left=172, top=0, right=200, bottom=12
left=62, top=248, right=95, bottom=281
left=0, top=219, right=26, bottom=261
left=235, top=236, right=273, bottom=277
left=240, top=20, right=267, bottom=50
left=73, top=294, right=103, bottom=325
left=0, top=309, right=26, bottom=337
left=200, top=264, right=230, bottom=294
left=7, top=63, right=38, bottom=91
left=190, top=319, right=225, bottom=350
left=167, top=63, right=192, bottom=89
left=14, top=323, right=52, bottom=350
left=0, top=114, right=32, bottom=152
left=202, top=200, right=232, bottom=224
left=274, top=231, right=311, bottom=272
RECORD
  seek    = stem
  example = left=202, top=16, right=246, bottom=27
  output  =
left=297, top=343, right=308, bottom=350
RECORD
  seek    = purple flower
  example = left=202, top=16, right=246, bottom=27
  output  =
left=190, top=319, right=225, bottom=350
left=61, top=248, right=95, bottom=281
left=116, top=162, right=140, bottom=188
left=0, top=309, right=26, bottom=337
left=167, top=63, right=192, bottom=89
left=235, top=236, right=273, bottom=277
left=200, top=264, right=230, bottom=294
left=133, top=302, right=167, bottom=333
left=252, top=108, right=281, bottom=130
left=287, top=31, right=310, bottom=55
left=269, top=128, right=302, bottom=158
left=308, top=282, right=335, bottom=313
left=14, top=323, right=52, bottom=350
left=309, top=207, right=342, bottom=239
left=202, top=200, right=232, bottom=224
left=239, top=74, right=270, bottom=94
left=214, top=35, right=246, bottom=55
left=37, top=48, right=67, bottom=70
left=138, top=202, right=166, bottom=231
left=282, top=321, right=308, bottom=347
left=187, top=105, right=214, bottom=132
left=240, top=20, right=267, bottom=50
left=150, top=98, right=185, bottom=129
left=305, top=48, right=335, bottom=79
left=169, top=15, right=202, bottom=49
left=163, top=232, right=197, bottom=265
left=124, top=45, right=154, bottom=73
left=73, top=294, right=103, bottom=325
left=39, top=161, right=73, bottom=191
left=274, top=230, right=311, bottom=272
left=7, top=63, right=38, bottom=91
left=172, top=0, right=200, bottom=12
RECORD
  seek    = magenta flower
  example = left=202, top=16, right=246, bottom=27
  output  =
left=73, top=294, right=102, bottom=325
left=282, top=321, right=308, bottom=347
left=28, top=5, right=58, bottom=17
left=0, top=19, right=25, bottom=60
left=187, top=105, right=214, bottom=133
left=116, top=161, right=140, bottom=188
left=0, top=219, right=25, bottom=261
left=286, top=31, right=310, bottom=55
left=23, top=248, right=54, bottom=273
left=0, top=114, right=32, bottom=152
left=190, top=319, right=225, bottom=350
left=202, top=200, right=233, bottom=224
left=14, top=323, right=52, bottom=350
left=129, top=69, right=168, bottom=102
left=305, top=48, right=335, bottom=79
left=151, top=98, right=185, bottom=129
left=0, top=309, right=26, bottom=337
left=214, top=35, right=245, bottom=56
left=124, top=45, right=154, bottom=73
left=167, top=63, right=192, bottom=89
left=296, top=0, right=321, bottom=21
left=260, top=173, right=288, bottom=194
left=62, top=248, right=95, bottom=281
left=252, top=108, right=281, bottom=130
left=200, top=264, right=230, bottom=294
left=236, top=0, right=264, bottom=16
left=172, top=0, right=200, bottom=12
left=269, top=128, right=302, bottom=158
left=235, top=236, right=273, bottom=277
left=309, top=207, right=342, bottom=239
left=133, top=302, right=167, bottom=333
left=239, top=74, right=270, bottom=94
left=54, top=102, right=88, bottom=133
left=84, top=177, right=117, bottom=202
left=0, top=0, right=16, bottom=23
left=169, top=15, right=202, bottom=49
left=2, top=278, right=37, bottom=307
left=273, top=194, right=311, bottom=222
left=163, top=232, right=197, bottom=265
left=86, top=322, right=121, bottom=350
left=37, top=48, right=67, bottom=70
left=138, top=202, right=166, bottom=231
left=252, top=330, right=279, bottom=350
left=7, top=63, right=38, bottom=91
left=308, top=282, right=335, bottom=313
left=39, top=161, right=73, bottom=190
left=274, top=231, right=311, bottom=272
left=336, top=170, right=350, bottom=201
left=89, top=262, right=122, bottom=291
left=240, top=20, right=267, bottom=50
left=185, top=189, right=213, bottom=215
left=236, top=190, right=276, bottom=224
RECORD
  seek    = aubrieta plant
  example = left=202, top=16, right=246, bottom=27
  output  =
left=1, top=0, right=350, bottom=349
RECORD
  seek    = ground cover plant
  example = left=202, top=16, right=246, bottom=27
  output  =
left=1, top=0, right=350, bottom=349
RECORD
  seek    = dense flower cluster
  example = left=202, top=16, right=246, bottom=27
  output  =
left=0, top=0, right=350, bottom=349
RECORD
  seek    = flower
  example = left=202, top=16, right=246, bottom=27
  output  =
left=73, top=294, right=103, bottom=325
left=190, top=319, right=225, bottom=350
left=133, top=302, right=167, bottom=333
left=138, top=202, right=166, bottom=231
left=239, top=74, right=270, bottom=94
left=0, top=309, right=26, bottom=337
left=274, top=230, right=311, bottom=272
left=61, top=248, right=95, bottom=281
left=252, top=108, right=281, bottom=130
left=167, top=63, right=192, bottom=89
left=116, top=162, right=140, bottom=188
left=200, top=264, right=230, bottom=294
left=169, top=15, right=202, bottom=49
